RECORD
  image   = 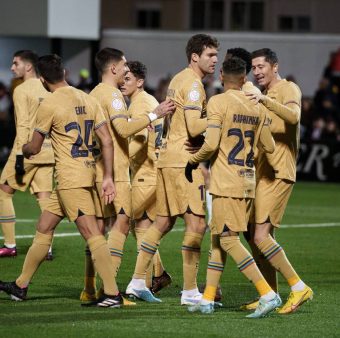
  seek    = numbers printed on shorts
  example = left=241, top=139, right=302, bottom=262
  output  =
left=198, top=184, right=205, bottom=201
left=227, top=128, right=254, bottom=167
left=154, top=123, right=163, bottom=148
left=65, top=120, right=95, bottom=158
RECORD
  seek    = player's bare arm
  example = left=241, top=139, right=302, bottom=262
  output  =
left=95, top=123, right=116, bottom=204
left=22, top=131, right=45, bottom=158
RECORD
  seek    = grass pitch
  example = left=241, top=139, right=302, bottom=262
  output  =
left=0, top=182, right=339, bottom=338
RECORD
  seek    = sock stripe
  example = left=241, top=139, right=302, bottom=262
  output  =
left=0, top=216, right=16, bottom=222
left=109, top=248, right=123, bottom=258
left=181, top=245, right=200, bottom=253
left=238, top=257, right=255, bottom=271
left=140, top=242, right=157, bottom=254
left=263, top=245, right=283, bottom=260
left=208, top=263, right=224, bottom=272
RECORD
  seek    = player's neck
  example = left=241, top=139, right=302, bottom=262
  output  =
left=188, top=63, right=205, bottom=79
left=224, top=83, right=241, bottom=92
left=48, top=80, right=69, bottom=92
left=267, top=74, right=281, bottom=89
left=130, top=88, right=143, bottom=101
left=23, top=71, right=37, bottom=82
left=101, top=73, right=118, bottom=88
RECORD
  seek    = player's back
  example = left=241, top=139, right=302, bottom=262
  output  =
left=36, top=86, right=104, bottom=189
left=158, top=68, right=206, bottom=168
left=209, top=89, right=267, bottom=199
left=130, top=91, right=161, bottom=186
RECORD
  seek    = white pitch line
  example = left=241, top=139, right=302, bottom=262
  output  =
left=0, top=221, right=339, bottom=240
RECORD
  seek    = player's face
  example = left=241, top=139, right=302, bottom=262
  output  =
left=115, top=57, right=129, bottom=86
left=11, top=57, right=27, bottom=79
left=197, top=47, right=218, bottom=75
left=252, top=57, right=278, bottom=88
left=120, top=71, right=139, bottom=97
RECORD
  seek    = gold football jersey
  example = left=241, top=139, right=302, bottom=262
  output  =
left=12, top=78, right=54, bottom=164
left=129, top=90, right=162, bottom=187
left=34, top=86, right=106, bottom=190
left=158, top=68, right=206, bottom=168
left=257, top=79, right=301, bottom=182
left=193, top=90, right=270, bottom=199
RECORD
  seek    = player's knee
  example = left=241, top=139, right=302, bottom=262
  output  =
left=33, top=231, right=53, bottom=246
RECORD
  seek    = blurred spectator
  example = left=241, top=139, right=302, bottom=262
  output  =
left=154, top=75, right=171, bottom=102
left=76, top=68, right=92, bottom=93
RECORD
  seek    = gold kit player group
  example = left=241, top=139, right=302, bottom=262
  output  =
left=0, top=33, right=313, bottom=318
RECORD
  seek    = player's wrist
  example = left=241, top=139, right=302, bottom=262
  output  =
left=148, top=112, right=158, bottom=122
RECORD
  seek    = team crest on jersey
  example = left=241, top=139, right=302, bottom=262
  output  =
left=188, top=89, right=200, bottom=102
left=112, top=98, right=124, bottom=110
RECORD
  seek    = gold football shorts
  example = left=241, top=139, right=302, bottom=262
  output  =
left=156, top=167, right=205, bottom=217
left=131, top=184, right=157, bottom=221
left=255, top=177, right=294, bottom=227
left=210, top=195, right=253, bottom=234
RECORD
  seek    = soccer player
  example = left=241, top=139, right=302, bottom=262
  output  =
left=0, top=50, right=54, bottom=258
left=245, top=48, right=313, bottom=314
left=185, top=56, right=281, bottom=318
left=0, top=54, right=125, bottom=307
left=80, top=48, right=175, bottom=300
left=120, top=61, right=171, bottom=293
left=126, top=34, right=218, bottom=305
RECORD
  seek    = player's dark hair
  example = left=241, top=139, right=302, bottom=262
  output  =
left=186, top=34, right=219, bottom=63
left=13, top=50, right=39, bottom=74
left=225, top=48, right=252, bottom=75
left=37, top=54, right=64, bottom=84
left=222, top=57, right=246, bottom=76
left=251, top=48, right=278, bottom=65
left=95, top=47, right=124, bottom=75
left=127, top=61, right=147, bottom=80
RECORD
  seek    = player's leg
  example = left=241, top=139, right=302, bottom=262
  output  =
left=0, top=183, right=17, bottom=257
left=126, top=214, right=175, bottom=302
left=107, top=182, right=131, bottom=278
left=31, top=164, right=54, bottom=260
left=0, top=206, right=61, bottom=301
left=181, top=167, right=206, bottom=305
left=254, top=222, right=313, bottom=314
left=254, top=179, right=313, bottom=314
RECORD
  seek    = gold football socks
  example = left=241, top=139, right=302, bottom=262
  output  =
left=107, top=229, right=127, bottom=278
left=0, top=190, right=16, bottom=247
left=16, top=231, right=53, bottom=288
left=182, top=232, right=204, bottom=291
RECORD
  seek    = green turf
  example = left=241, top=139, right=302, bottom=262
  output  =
left=0, top=182, right=340, bottom=337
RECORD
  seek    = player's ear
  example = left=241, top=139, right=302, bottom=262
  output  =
left=273, top=63, right=279, bottom=74
left=25, top=62, right=33, bottom=73
left=110, top=63, right=116, bottom=75
left=191, top=53, right=199, bottom=63
left=137, top=78, right=144, bottom=89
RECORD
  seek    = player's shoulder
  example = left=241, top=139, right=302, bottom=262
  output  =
left=279, top=79, right=301, bottom=94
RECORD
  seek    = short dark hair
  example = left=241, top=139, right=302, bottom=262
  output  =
left=225, top=48, right=252, bottom=75
left=186, top=34, right=219, bottom=63
left=13, top=50, right=39, bottom=74
left=222, top=57, right=246, bottom=76
left=37, top=54, right=64, bottom=84
left=251, top=48, right=278, bottom=65
left=95, top=47, right=124, bottom=75
left=127, top=61, right=147, bottom=80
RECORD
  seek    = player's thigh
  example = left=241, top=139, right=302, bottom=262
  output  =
left=30, top=165, right=54, bottom=194
left=255, top=177, right=293, bottom=227
left=212, top=195, right=249, bottom=234
left=132, top=185, right=156, bottom=221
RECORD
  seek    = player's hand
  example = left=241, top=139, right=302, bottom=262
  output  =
left=185, top=161, right=198, bottom=183
left=147, top=124, right=154, bottom=132
left=185, top=135, right=205, bottom=154
left=15, top=154, right=25, bottom=176
left=245, top=92, right=264, bottom=103
left=101, top=178, right=116, bottom=205
left=154, top=99, right=176, bottom=118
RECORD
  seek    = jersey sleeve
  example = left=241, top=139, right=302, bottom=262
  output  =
left=34, top=101, right=54, bottom=136
left=13, top=87, right=30, bottom=154
left=183, top=80, right=207, bottom=137
left=189, top=97, right=222, bottom=164
left=262, top=82, right=301, bottom=125
left=93, top=100, right=107, bottom=130
left=108, top=95, right=151, bottom=138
